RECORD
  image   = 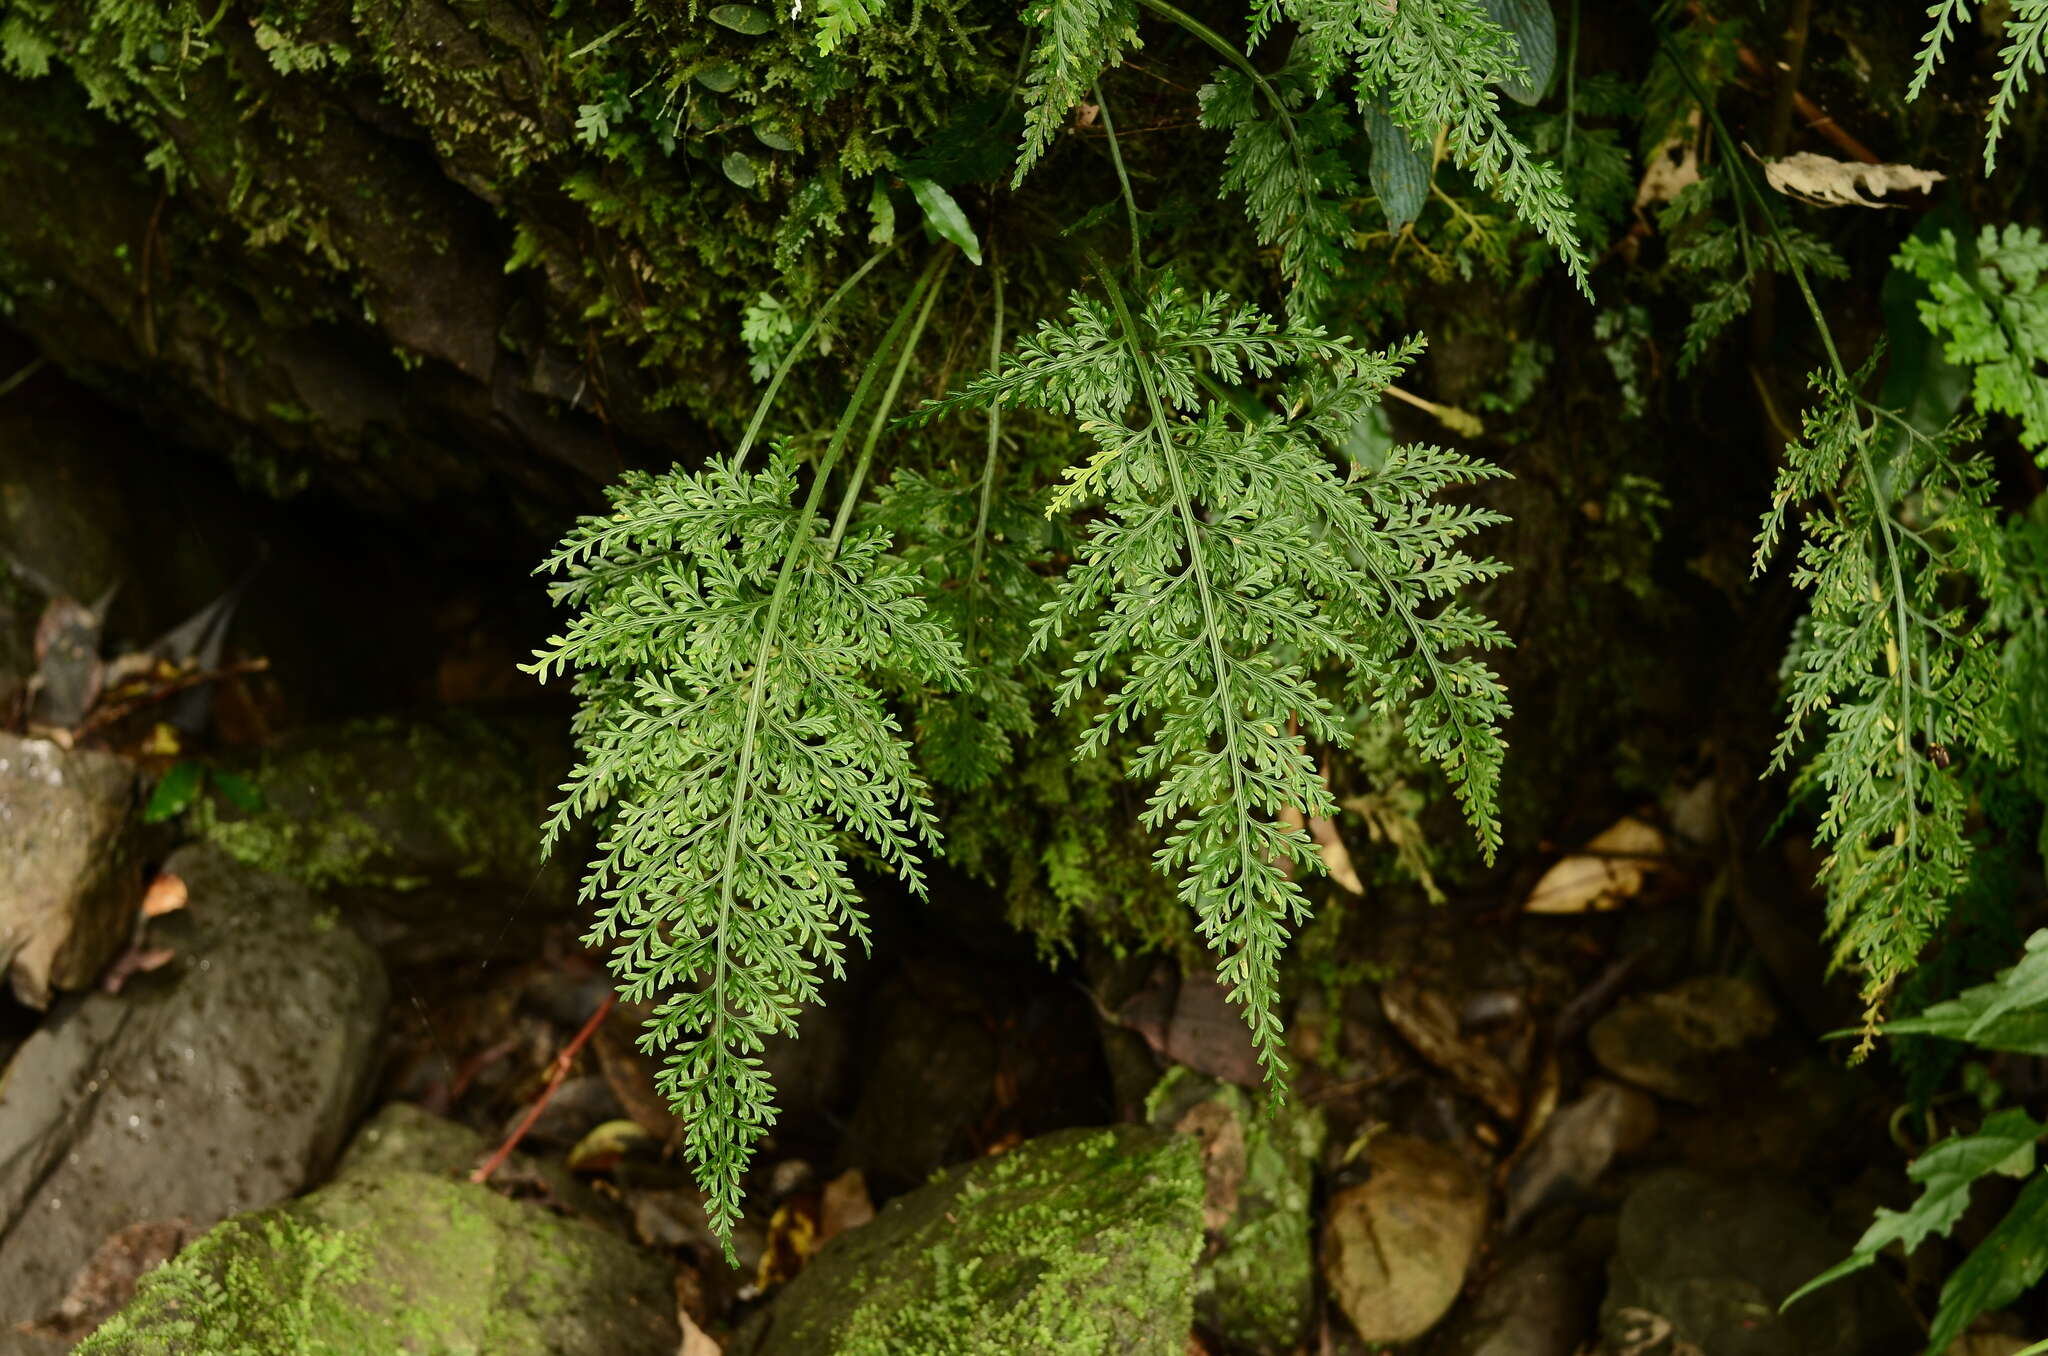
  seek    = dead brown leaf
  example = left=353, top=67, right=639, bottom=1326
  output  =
left=676, top=1302, right=722, bottom=1356
left=100, top=945, right=177, bottom=994
left=1174, top=1099, right=1247, bottom=1231
left=21, top=1218, right=193, bottom=1342
left=1379, top=980, right=1523, bottom=1122
left=818, top=1169, right=874, bottom=1242
left=1522, top=815, right=1668, bottom=915
left=141, top=872, right=188, bottom=918
left=1759, top=150, right=1943, bottom=207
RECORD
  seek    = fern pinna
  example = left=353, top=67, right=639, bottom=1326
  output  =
left=923, top=276, right=1511, bottom=1086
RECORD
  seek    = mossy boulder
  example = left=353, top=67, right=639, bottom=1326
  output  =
left=194, top=710, right=561, bottom=892
left=77, top=1105, right=679, bottom=1356
left=732, top=1125, right=1205, bottom=1356
left=1146, top=1068, right=1326, bottom=1353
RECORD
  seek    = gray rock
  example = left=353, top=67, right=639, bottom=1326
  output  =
left=0, top=844, right=386, bottom=1328
left=73, top=1107, right=679, bottom=1356
left=1503, top=1080, right=1657, bottom=1232
left=733, top=1125, right=1205, bottom=1356
left=0, top=733, right=143, bottom=1008
left=1434, top=1246, right=1598, bottom=1356
left=1600, top=1168, right=1918, bottom=1356
left=1589, top=975, right=1776, bottom=1106
left=1148, top=1068, right=1326, bottom=1353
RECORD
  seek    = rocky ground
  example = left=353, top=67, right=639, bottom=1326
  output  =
left=0, top=367, right=2032, bottom=1356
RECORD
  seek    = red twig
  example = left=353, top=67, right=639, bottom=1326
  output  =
left=469, top=992, right=618, bottom=1185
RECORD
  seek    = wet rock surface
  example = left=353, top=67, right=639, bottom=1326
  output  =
left=0, top=844, right=386, bottom=1330
left=731, top=1125, right=1205, bottom=1356
left=0, top=733, right=142, bottom=1008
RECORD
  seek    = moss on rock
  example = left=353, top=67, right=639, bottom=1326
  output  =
left=732, top=1125, right=1205, bottom=1356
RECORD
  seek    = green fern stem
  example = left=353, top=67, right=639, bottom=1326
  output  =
left=827, top=251, right=954, bottom=555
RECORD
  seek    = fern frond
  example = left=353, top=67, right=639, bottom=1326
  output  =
left=814, top=0, right=885, bottom=54
left=1758, top=363, right=2016, bottom=1004
left=1897, top=223, right=2048, bottom=459
left=1903, top=0, right=2048, bottom=172
left=530, top=449, right=963, bottom=1250
left=927, top=276, right=1511, bottom=1088
left=1015, top=0, right=1141, bottom=185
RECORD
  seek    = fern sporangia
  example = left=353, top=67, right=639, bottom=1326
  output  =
left=529, top=251, right=963, bottom=1254
left=920, top=272, right=1512, bottom=1087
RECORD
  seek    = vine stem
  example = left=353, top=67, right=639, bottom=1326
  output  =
left=827, top=250, right=954, bottom=555
left=966, top=253, right=1007, bottom=658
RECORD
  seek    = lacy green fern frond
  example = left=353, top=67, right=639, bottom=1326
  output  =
left=1277, top=0, right=1588, bottom=293
left=530, top=449, right=963, bottom=1248
left=1661, top=172, right=1847, bottom=372
left=924, top=276, right=1511, bottom=1086
left=1757, top=362, right=2015, bottom=1010
left=1907, top=0, right=2048, bottom=171
left=1014, top=0, right=1140, bottom=184
left=1198, top=59, right=1356, bottom=317
left=1896, top=223, right=2048, bottom=459
left=814, top=0, right=886, bottom=54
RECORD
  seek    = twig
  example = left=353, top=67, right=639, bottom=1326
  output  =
left=70, top=656, right=270, bottom=739
left=470, top=992, right=617, bottom=1185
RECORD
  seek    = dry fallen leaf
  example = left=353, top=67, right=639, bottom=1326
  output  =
left=141, top=872, right=188, bottom=918
left=1308, top=815, right=1365, bottom=894
left=1637, top=118, right=1701, bottom=210
left=818, top=1169, right=874, bottom=1242
left=677, top=1303, right=722, bottom=1356
left=100, top=946, right=177, bottom=994
left=565, top=1118, right=655, bottom=1173
left=1759, top=150, right=1943, bottom=207
left=1522, top=815, right=1668, bottom=915
left=1379, top=980, right=1523, bottom=1122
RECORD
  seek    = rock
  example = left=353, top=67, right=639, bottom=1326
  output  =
left=1944, top=1338, right=2033, bottom=1356
left=1434, top=1244, right=1600, bottom=1356
left=731, top=1125, right=1205, bottom=1356
left=1588, top=975, right=1776, bottom=1105
left=74, top=1106, right=678, bottom=1355
left=839, top=962, right=997, bottom=1193
left=0, top=844, right=386, bottom=1328
left=1323, top=1135, right=1489, bottom=1344
left=1503, top=1080, right=1658, bottom=1232
left=1600, top=1168, right=1918, bottom=1356
left=0, top=733, right=143, bottom=1007
left=1147, top=1068, right=1326, bottom=1353
left=194, top=708, right=564, bottom=894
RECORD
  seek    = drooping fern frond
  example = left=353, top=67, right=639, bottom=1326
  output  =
left=1896, top=223, right=2048, bottom=460
left=1198, top=56, right=1356, bottom=318
left=1659, top=171, right=1848, bottom=372
left=922, top=276, right=1511, bottom=1087
left=530, top=450, right=963, bottom=1249
left=1273, top=0, right=1589, bottom=293
left=1906, top=0, right=2048, bottom=172
left=1756, top=360, right=2015, bottom=1018
left=1014, top=0, right=1141, bottom=184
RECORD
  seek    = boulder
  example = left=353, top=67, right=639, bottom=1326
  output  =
left=1322, top=1135, right=1489, bottom=1345
left=732, top=1125, right=1205, bottom=1356
left=73, top=1104, right=679, bottom=1356
left=0, top=845, right=386, bottom=1328
left=1147, top=1068, right=1325, bottom=1353
left=0, top=732, right=144, bottom=1008
left=1600, top=1168, right=1918, bottom=1356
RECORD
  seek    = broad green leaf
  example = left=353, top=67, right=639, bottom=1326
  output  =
left=1872, top=931, right=2048, bottom=1054
left=1482, top=0, right=1557, bottom=105
left=753, top=122, right=799, bottom=152
left=695, top=63, right=741, bottom=93
left=1784, top=1108, right=2047, bottom=1313
left=1927, top=1173, right=2048, bottom=1354
left=210, top=769, right=266, bottom=814
left=906, top=177, right=982, bottom=264
left=1364, top=102, right=1431, bottom=232
left=722, top=151, right=758, bottom=189
left=144, top=761, right=204, bottom=824
left=709, top=4, right=773, bottom=34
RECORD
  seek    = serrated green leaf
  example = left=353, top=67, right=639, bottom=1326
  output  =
left=143, top=761, right=204, bottom=824
left=906, top=177, right=981, bottom=264
left=1364, top=101, right=1430, bottom=232
left=210, top=769, right=267, bottom=814
left=1927, top=1172, right=2048, bottom=1354
left=1786, top=1108, right=2047, bottom=1314
left=721, top=151, right=758, bottom=188
left=709, top=4, right=773, bottom=34
left=1482, top=0, right=1557, bottom=104
left=1873, top=930, right=2048, bottom=1053
left=695, top=63, right=741, bottom=93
